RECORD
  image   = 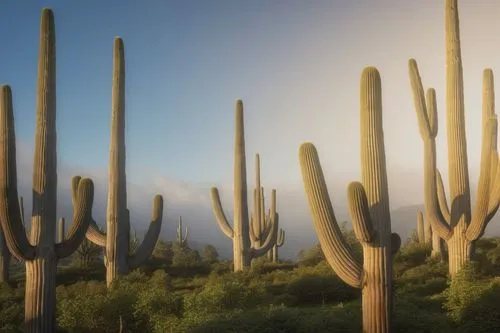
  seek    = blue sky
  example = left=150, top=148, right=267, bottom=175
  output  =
left=3, top=1, right=500, bottom=254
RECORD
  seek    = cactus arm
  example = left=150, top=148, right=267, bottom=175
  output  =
left=251, top=212, right=278, bottom=258
left=299, top=143, right=363, bottom=288
left=436, top=170, right=452, bottom=223
left=0, top=85, right=36, bottom=261
left=409, top=60, right=452, bottom=239
left=210, top=187, right=234, bottom=239
left=128, top=195, right=163, bottom=270
left=249, top=214, right=259, bottom=243
left=57, top=217, right=65, bottom=242
left=56, top=177, right=95, bottom=259
left=466, top=71, right=496, bottom=241
left=276, top=228, right=285, bottom=247
left=416, top=211, right=424, bottom=243
left=86, top=219, right=107, bottom=247
left=347, top=182, right=374, bottom=243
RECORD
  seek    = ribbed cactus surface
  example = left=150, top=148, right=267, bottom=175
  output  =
left=0, top=9, right=95, bottom=332
left=409, top=0, right=500, bottom=276
left=177, top=216, right=188, bottom=247
left=85, top=37, right=163, bottom=287
left=300, top=67, right=399, bottom=333
left=210, top=100, right=279, bottom=271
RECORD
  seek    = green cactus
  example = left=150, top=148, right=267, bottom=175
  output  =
left=271, top=228, right=285, bottom=263
left=299, top=67, right=400, bottom=333
left=176, top=216, right=188, bottom=247
left=0, top=9, right=95, bottom=332
left=210, top=100, right=279, bottom=272
left=84, top=37, right=163, bottom=287
left=408, top=0, right=500, bottom=276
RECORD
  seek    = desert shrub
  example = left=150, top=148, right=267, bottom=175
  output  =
left=0, top=284, right=24, bottom=333
left=284, top=274, right=358, bottom=306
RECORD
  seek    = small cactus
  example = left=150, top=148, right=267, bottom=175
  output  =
left=299, top=67, right=399, bottom=332
left=176, top=216, right=188, bottom=247
left=416, top=211, right=425, bottom=244
left=58, top=217, right=65, bottom=243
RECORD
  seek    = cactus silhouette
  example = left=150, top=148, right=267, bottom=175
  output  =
left=84, top=37, right=163, bottom=287
left=299, top=67, right=400, bottom=333
left=408, top=0, right=500, bottom=276
left=0, top=9, right=95, bottom=332
left=176, top=216, right=188, bottom=247
left=210, top=100, right=279, bottom=271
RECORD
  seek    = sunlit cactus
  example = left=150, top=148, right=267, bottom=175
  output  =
left=408, top=0, right=500, bottom=276
left=58, top=218, right=65, bottom=243
left=84, top=37, right=163, bottom=287
left=177, top=216, right=188, bottom=247
left=210, top=100, right=279, bottom=271
left=299, top=67, right=399, bottom=333
left=0, top=9, right=95, bottom=332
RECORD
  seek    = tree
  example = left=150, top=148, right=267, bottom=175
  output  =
left=201, top=245, right=219, bottom=264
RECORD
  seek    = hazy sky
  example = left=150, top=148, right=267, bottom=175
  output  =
left=2, top=1, right=500, bottom=256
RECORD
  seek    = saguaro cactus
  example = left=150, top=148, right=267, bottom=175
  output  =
left=0, top=228, right=9, bottom=283
left=58, top=217, right=65, bottom=242
left=85, top=37, right=163, bottom=287
left=416, top=211, right=425, bottom=243
left=408, top=0, right=500, bottom=276
left=176, top=216, right=188, bottom=247
left=0, top=9, right=95, bottom=332
left=300, top=67, right=400, bottom=333
left=271, top=228, right=285, bottom=263
left=210, top=100, right=279, bottom=272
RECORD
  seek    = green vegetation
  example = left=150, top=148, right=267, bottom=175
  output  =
left=3, top=231, right=500, bottom=332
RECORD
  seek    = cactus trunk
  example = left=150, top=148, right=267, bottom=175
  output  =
left=84, top=37, right=163, bottom=286
left=300, top=67, right=398, bottom=333
left=0, top=232, right=9, bottom=282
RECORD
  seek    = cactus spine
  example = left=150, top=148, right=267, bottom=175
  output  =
left=271, top=228, right=285, bottom=263
left=210, top=100, right=279, bottom=272
left=177, top=216, right=188, bottom=247
left=409, top=0, right=500, bottom=276
left=0, top=9, right=95, bottom=332
left=300, top=67, right=400, bottom=333
left=85, top=37, right=163, bottom=287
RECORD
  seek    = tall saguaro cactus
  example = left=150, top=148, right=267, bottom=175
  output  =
left=409, top=0, right=500, bottom=276
left=210, top=100, right=279, bottom=272
left=0, top=228, right=9, bottom=283
left=0, top=9, right=95, bottom=332
left=85, top=37, right=163, bottom=287
left=176, top=216, right=188, bottom=247
left=300, top=67, right=400, bottom=333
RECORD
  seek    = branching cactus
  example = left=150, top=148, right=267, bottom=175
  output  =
left=299, top=67, right=400, bottom=333
left=84, top=37, right=163, bottom=287
left=176, top=216, right=188, bottom=247
left=416, top=211, right=425, bottom=243
left=0, top=9, right=95, bottom=332
left=408, top=0, right=500, bottom=276
left=210, top=100, right=279, bottom=272
left=271, top=228, right=285, bottom=263
left=248, top=153, right=278, bottom=262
